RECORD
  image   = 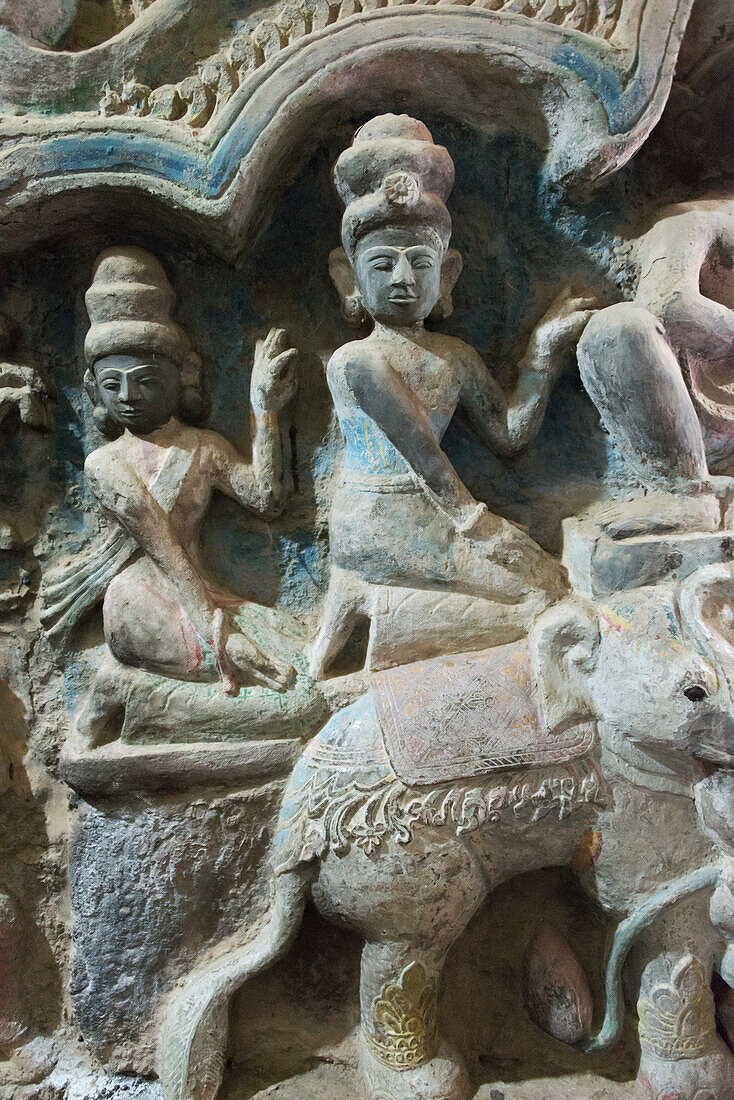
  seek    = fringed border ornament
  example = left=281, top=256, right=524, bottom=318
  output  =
left=276, top=755, right=607, bottom=873
left=638, top=955, right=718, bottom=1062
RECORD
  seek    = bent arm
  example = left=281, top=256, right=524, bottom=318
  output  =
left=208, top=418, right=286, bottom=517
left=251, top=410, right=287, bottom=514
left=458, top=289, right=597, bottom=456
left=85, top=454, right=216, bottom=640
left=458, top=342, right=556, bottom=459
left=334, top=352, right=477, bottom=524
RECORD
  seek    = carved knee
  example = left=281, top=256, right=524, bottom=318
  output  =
left=310, top=567, right=372, bottom=678
left=577, top=302, right=661, bottom=392
left=74, top=657, right=129, bottom=748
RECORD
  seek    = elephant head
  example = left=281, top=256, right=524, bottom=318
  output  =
left=531, top=564, right=734, bottom=770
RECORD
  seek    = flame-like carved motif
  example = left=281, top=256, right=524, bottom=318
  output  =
left=364, top=961, right=439, bottom=1070
left=638, top=956, right=718, bottom=1062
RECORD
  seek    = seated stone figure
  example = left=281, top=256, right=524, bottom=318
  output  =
left=311, top=115, right=594, bottom=677
left=577, top=198, right=734, bottom=538
left=43, top=247, right=322, bottom=746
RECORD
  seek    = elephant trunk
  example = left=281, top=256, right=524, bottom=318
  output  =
left=581, top=865, right=721, bottom=1054
left=156, top=868, right=311, bottom=1100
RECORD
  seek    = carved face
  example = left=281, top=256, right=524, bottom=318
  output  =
left=354, top=228, right=442, bottom=325
left=591, top=592, right=734, bottom=766
left=93, top=355, right=180, bottom=434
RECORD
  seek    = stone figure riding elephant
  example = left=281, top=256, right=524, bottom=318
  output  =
left=156, top=562, right=734, bottom=1100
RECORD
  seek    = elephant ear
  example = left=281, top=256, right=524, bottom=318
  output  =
left=530, top=599, right=599, bottom=733
left=679, top=562, right=734, bottom=703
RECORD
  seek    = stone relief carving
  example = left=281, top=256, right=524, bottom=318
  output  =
left=0, top=0, right=701, bottom=264
left=578, top=199, right=734, bottom=506
left=0, top=310, right=54, bottom=435
left=0, top=0, right=78, bottom=46
left=0, top=890, right=32, bottom=1049
left=41, top=245, right=328, bottom=757
left=95, top=0, right=626, bottom=129
left=637, top=954, right=719, bottom=1063
left=157, top=564, right=734, bottom=1100
left=564, top=198, right=734, bottom=597
left=0, top=307, right=55, bottom=615
left=310, top=115, right=592, bottom=675
left=0, top=1, right=733, bottom=1099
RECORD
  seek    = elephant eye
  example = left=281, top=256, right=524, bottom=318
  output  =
left=684, top=685, right=708, bottom=702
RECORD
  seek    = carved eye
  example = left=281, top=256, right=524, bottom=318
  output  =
left=684, top=685, right=708, bottom=702
left=371, top=259, right=393, bottom=272
left=412, top=258, right=434, bottom=270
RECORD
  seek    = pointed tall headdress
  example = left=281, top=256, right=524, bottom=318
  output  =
left=84, top=247, right=192, bottom=367
left=334, top=114, right=455, bottom=260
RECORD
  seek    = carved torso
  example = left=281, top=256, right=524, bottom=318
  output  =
left=330, top=330, right=464, bottom=489
left=87, top=420, right=227, bottom=557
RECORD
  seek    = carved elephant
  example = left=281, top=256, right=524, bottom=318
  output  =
left=157, top=563, right=734, bottom=1100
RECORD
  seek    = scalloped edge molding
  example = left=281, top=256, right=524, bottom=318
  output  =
left=0, top=0, right=694, bottom=258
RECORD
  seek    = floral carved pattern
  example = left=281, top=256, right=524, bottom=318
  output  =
left=99, top=0, right=623, bottom=130
left=364, top=961, right=439, bottom=1070
left=637, top=956, right=718, bottom=1062
left=274, top=754, right=607, bottom=872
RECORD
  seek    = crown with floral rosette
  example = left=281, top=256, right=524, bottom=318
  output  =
left=334, top=114, right=454, bottom=260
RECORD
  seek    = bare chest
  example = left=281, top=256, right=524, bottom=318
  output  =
left=125, top=438, right=211, bottom=530
left=390, top=346, right=462, bottom=427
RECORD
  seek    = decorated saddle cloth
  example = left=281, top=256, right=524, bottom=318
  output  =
left=371, top=643, right=596, bottom=788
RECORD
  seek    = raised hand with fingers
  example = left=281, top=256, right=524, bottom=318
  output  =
left=527, top=284, right=601, bottom=376
left=251, top=327, right=299, bottom=417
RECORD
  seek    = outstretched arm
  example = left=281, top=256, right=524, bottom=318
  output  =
left=458, top=289, right=596, bottom=457
left=210, top=328, right=298, bottom=516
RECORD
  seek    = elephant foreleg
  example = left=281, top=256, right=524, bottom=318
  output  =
left=632, top=901, right=734, bottom=1100
left=358, top=940, right=473, bottom=1100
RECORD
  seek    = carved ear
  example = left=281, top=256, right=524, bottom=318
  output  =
left=328, top=247, right=355, bottom=302
left=430, top=248, right=463, bottom=320
left=83, top=366, right=122, bottom=439
left=530, top=599, right=599, bottom=733
left=441, top=248, right=462, bottom=296
left=679, top=562, right=734, bottom=701
left=329, top=247, right=368, bottom=327
left=83, top=367, right=99, bottom=405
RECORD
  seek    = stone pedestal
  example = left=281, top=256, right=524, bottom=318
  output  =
left=562, top=514, right=734, bottom=597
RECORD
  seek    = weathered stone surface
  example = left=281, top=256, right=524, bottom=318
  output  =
left=68, top=786, right=281, bottom=1071
left=224, top=1067, right=645, bottom=1099
left=0, top=1, right=733, bottom=1099
left=562, top=513, right=734, bottom=597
